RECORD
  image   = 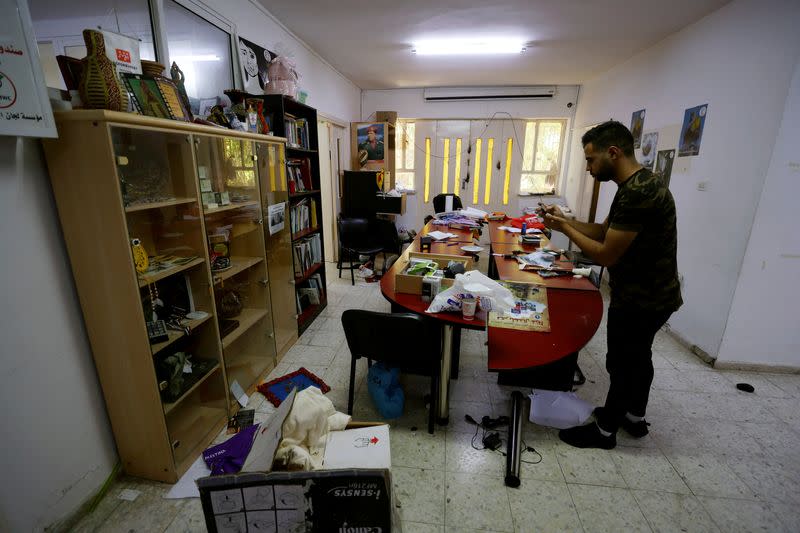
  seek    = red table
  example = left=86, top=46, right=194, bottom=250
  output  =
left=381, top=220, right=603, bottom=487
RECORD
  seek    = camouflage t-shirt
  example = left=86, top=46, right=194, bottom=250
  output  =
left=607, top=168, right=683, bottom=312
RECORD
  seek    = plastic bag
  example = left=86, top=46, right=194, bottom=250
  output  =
left=529, top=389, right=594, bottom=429
left=367, top=362, right=404, bottom=419
left=265, top=56, right=299, bottom=97
left=425, top=270, right=515, bottom=314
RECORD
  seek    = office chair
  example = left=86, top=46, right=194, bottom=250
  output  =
left=432, top=193, right=463, bottom=214
left=337, top=216, right=387, bottom=285
left=341, top=310, right=443, bottom=434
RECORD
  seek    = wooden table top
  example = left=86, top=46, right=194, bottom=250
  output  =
left=487, top=220, right=548, bottom=245
left=491, top=244, right=599, bottom=292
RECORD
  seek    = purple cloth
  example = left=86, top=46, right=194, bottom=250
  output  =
left=202, top=424, right=259, bottom=475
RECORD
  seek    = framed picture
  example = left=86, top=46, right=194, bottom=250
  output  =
left=121, top=73, right=171, bottom=120
left=354, top=122, right=385, bottom=169
left=154, top=76, right=192, bottom=121
left=56, top=55, right=83, bottom=91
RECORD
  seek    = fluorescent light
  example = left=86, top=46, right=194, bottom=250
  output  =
left=413, top=39, right=525, bottom=55
left=172, top=54, right=221, bottom=62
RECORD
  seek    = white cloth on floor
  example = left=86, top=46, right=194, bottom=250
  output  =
left=273, top=387, right=351, bottom=470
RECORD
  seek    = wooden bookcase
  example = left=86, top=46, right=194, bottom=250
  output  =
left=251, top=94, right=328, bottom=335
left=42, top=111, right=294, bottom=483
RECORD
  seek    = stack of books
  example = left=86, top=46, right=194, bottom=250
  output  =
left=284, top=114, right=310, bottom=149
left=296, top=273, right=324, bottom=309
left=290, top=198, right=318, bottom=234
left=287, top=158, right=312, bottom=193
left=293, top=233, right=322, bottom=277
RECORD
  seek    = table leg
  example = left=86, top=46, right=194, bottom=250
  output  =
left=437, top=324, right=454, bottom=425
left=505, top=390, right=525, bottom=488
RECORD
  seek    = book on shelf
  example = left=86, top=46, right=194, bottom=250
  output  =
left=286, top=158, right=312, bottom=193
left=297, top=287, right=320, bottom=306
left=290, top=198, right=318, bottom=235
left=310, top=198, right=317, bottom=228
left=283, top=113, right=310, bottom=149
left=292, top=233, right=323, bottom=277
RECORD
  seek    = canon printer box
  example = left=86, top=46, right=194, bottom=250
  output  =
left=197, top=388, right=397, bottom=532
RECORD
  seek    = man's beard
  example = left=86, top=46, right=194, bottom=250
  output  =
left=592, top=161, right=615, bottom=182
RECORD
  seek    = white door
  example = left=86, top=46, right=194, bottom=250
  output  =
left=317, top=119, right=334, bottom=262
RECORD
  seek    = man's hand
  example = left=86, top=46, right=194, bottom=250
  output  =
left=543, top=213, right=567, bottom=232
left=537, top=202, right=564, bottom=218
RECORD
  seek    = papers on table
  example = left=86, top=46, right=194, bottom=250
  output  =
left=425, top=230, right=457, bottom=240
left=460, top=206, right=488, bottom=219
left=498, top=226, right=543, bottom=234
left=517, top=251, right=556, bottom=269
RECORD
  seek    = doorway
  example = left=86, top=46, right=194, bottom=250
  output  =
left=317, top=118, right=348, bottom=262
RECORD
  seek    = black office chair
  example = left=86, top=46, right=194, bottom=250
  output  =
left=341, top=310, right=443, bottom=434
left=337, top=216, right=386, bottom=285
left=432, top=193, right=463, bottom=214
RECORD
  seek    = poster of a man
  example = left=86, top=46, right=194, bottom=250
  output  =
left=357, top=123, right=385, bottom=168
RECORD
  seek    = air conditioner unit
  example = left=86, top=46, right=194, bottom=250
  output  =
left=423, top=86, right=557, bottom=101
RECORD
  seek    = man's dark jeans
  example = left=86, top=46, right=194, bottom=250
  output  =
left=596, top=306, right=673, bottom=433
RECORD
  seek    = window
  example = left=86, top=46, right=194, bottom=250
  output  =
left=223, top=139, right=256, bottom=188
left=395, top=121, right=415, bottom=191
left=31, top=0, right=156, bottom=89
left=520, top=120, right=566, bottom=195
left=164, top=0, right=234, bottom=110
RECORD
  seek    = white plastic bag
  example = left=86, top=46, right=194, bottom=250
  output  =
left=529, top=389, right=594, bottom=429
left=454, top=270, right=515, bottom=314
left=425, top=270, right=515, bottom=314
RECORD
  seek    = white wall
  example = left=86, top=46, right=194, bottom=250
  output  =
left=201, top=0, right=360, bottom=123
left=0, top=138, right=118, bottom=532
left=717, top=55, right=800, bottom=368
left=565, top=0, right=800, bottom=360
left=362, top=87, right=579, bottom=232
left=1, top=1, right=360, bottom=530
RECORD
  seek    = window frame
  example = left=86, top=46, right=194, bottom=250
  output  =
left=394, top=120, right=416, bottom=192
left=518, top=118, right=568, bottom=196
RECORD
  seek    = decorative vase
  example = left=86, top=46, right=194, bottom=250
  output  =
left=78, top=29, right=129, bottom=112
left=141, top=60, right=166, bottom=77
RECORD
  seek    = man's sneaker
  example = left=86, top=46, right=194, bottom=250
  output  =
left=356, top=265, right=374, bottom=278
left=558, top=422, right=616, bottom=450
left=593, top=407, right=650, bottom=438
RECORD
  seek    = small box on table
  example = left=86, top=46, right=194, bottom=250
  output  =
left=394, top=252, right=474, bottom=295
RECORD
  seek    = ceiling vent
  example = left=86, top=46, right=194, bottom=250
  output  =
left=423, top=86, right=557, bottom=101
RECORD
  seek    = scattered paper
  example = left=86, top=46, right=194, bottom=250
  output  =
left=460, top=206, right=488, bottom=218
left=230, top=380, right=249, bottom=408
left=499, top=226, right=521, bottom=233
left=118, top=489, right=141, bottom=501
left=324, top=425, right=391, bottom=469
left=426, top=231, right=457, bottom=240
left=165, top=455, right=210, bottom=499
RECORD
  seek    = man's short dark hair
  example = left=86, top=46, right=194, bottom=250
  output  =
left=581, top=121, right=635, bottom=157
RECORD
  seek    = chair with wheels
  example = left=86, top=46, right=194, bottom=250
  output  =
left=337, top=216, right=386, bottom=285
left=341, top=310, right=443, bottom=434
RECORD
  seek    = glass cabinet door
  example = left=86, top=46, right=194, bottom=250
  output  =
left=256, top=141, right=297, bottom=356
left=195, top=134, right=277, bottom=399
left=111, top=126, right=227, bottom=463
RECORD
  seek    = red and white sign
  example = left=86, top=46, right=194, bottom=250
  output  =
left=101, top=30, right=141, bottom=77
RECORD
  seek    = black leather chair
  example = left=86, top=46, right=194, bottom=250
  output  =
left=433, top=193, right=463, bottom=214
left=341, top=310, right=443, bottom=434
left=337, top=216, right=386, bottom=285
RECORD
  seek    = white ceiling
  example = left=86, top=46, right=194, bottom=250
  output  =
left=257, top=0, right=731, bottom=89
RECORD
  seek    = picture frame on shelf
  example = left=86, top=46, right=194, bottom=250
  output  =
left=154, top=76, right=192, bottom=121
left=121, top=73, right=171, bottom=120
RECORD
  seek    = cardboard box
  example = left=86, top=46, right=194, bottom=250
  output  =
left=197, top=389, right=399, bottom=532
left=375, top=111, right=398, bottom=123
left=394, top=252, right=473, bottom=295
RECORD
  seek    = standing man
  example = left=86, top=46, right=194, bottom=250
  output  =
left=541, top=121, right=682, bottom=449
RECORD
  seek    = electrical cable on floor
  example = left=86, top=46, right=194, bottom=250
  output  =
left=465, top=414, right=542, bottom=464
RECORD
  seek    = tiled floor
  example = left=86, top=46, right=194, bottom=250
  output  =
left=73, top=261, right=800, bottom=532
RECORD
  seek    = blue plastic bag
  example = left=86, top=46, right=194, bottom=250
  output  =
left=367, top=362, right=405, bottom=419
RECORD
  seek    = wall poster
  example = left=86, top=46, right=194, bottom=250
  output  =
left=356, top=122, right=385, bottom=169
left=640, top=132, right=658, bottom=170
left=678, top=104, right=707, bottom=157
left=655, top=149, right=675, bottom=187
left=237, top=36, right=274, bottom=94
left=630, top=109, right=645, bottom=148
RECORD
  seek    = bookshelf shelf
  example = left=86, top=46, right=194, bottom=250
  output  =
left=222, top=308, right=268, bottom=349
left=137, top=257, right=205, bottom=288
left=163, top=361, right=221, bottom=415
left=295, top=262, right=323, bottom=284
left=125, top=197, right=197, bottom=212
left=150, top=312, right=214, bottom=355
left=212, top=256, right=264, bottom=284
left=292, top=226, right=320, bottom=241
left=204, top=200, right=260, bottom=215
left=286, top=146, right=317, bottom=154
left=289, top=190, right=321, bottom=199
